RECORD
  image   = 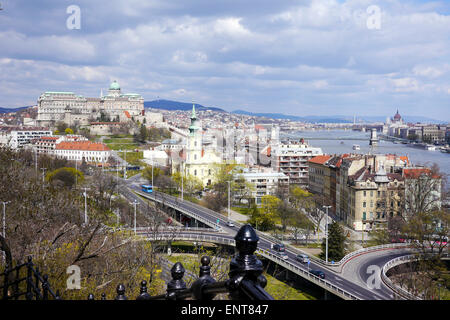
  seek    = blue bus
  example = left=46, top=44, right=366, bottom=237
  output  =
left=141, top=184, right=153, bottom=193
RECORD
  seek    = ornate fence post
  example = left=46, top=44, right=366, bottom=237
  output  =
left=191, top=256, right=217, bottom=300
left=34, top=266, right=41, bottom=300
left=115, top=284, right=127, bottom=300
left=42, top=275, right=49, bottom=300
left=136, top=280, right=151, bottom=300
left=101, top=293, right=106, bottom=300
left=227, top=224, right=273, bottom=300
left=2, top=262, right=9, bottom=300
left=25, top=256, right=33, bottom=300
left=87, top=293, right=95, bottom=300
left=166, top=262, right=187, bottom=300
left=14, top=260, right=20, bottom=299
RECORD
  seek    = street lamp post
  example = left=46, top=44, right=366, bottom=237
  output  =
left=323, top=205, right=332, bottom=263
left=227, top=181, right=231, bottom=222
left=133, top=200, right=138, bottom=235
left=1, top=201, right=10, bottom=263
left=181, top=162, right=184, bottom=201
left=40, top=167, right=47, bottom=184
left=83, top=188, right=89, bottom=225
left=75, top=160, right=78, bottom=189
left=151, top=154, right=154, bottom=187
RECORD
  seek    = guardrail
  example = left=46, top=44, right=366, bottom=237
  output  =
left=381, top=251, right=449, bottom=300
left=135, top=190, right=222, bottom=230
left=136, top=230, right=236, bottom=247
left=283, top=242, right=413, bottom=273
left=381, top=254, right=422, bottom=300
left=136, top=188, right=414, bottom=274
left=255, top=248, right=362, bottom=300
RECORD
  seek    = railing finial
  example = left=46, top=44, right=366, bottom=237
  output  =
left=137, top=280, right=151, bottom=300
left=228, top=224, right=268, bottom=300
left=115, top=284, right=127, bottom=300
left=191, top=255, right=217, bottom=300
left=166, top=262, right=186, bottom=300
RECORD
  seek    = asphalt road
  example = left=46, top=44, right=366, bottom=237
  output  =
left=121, top=181, right=412, bottom=300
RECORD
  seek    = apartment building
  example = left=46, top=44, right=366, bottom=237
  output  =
left=308, top=155, right=332, bottom=196
left=233, top=171, right=289, bottom=205
left=347, top=165, right=405, bottom=231
left=271, top=139, right=323, bottom=186
left=0, top=126, right=52, bottom=149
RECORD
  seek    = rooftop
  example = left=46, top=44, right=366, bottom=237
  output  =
left=56, top=141, right=110, bottom=152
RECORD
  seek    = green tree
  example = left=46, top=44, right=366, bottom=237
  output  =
left=46, top=167, right=84, bottom=188
left=65, top=128, right=74, bottom=135
left=319, top=221, right=346, bottom=262
left=288, top=210, right=315, bottom=245
left=139, top=124, right=148, bottom=142
left=248, top=203, right=276, bottom=231
left=276, top=200, right=296, bottom=232
left=172, top=171, right=203, bottom=196
left=142, top=165, right=162, bottom=185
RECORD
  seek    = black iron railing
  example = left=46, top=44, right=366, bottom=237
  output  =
left=1, top=224, right=274, bottom=300
left=0, top=256, right=61, bottom=300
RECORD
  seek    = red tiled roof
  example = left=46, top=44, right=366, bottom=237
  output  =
left=308, top=155, right=332, bottom=165
left=403, top=168, right=439, bottom=179
left=56, top=141, right=110, bottom=151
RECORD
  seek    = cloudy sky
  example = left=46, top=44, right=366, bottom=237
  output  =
left=0, top=0, right=449, bottom=120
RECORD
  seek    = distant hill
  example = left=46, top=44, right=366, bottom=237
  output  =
left=0, top=106, right=30, bottom=114
left=232, top=110, right=444, bottom=124
left=232, top=110, right=352, bottom=123
left=358, top=115, right=444, bottom=124
left=145, top=99, right=226, bottom=112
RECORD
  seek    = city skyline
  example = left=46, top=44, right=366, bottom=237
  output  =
left=0, top=0, right=449, bottom=120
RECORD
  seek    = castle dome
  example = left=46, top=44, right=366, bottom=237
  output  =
left=393, top=109, right=401, bottom=121
left=109, top=80, right=120, bottom=90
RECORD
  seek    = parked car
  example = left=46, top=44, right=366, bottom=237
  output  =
left=296, top=254, right=309, bottom=263
left=309, top=270, right=325, bottom=279
left=271, top=243, right=285, bottom=252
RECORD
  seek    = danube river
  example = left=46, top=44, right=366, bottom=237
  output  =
left=284, top=129, right=450, bottom=176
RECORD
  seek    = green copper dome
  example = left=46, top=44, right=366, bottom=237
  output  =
left=110, top=80, right=120, bottom=90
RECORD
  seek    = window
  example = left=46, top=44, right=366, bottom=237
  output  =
left=363, top=212, right=366, bottom=220
left=194, top=170, right=197, bottom=176
left=363, top=191, right=366, bottom=197
left=363, top=202, right=366, bottom=208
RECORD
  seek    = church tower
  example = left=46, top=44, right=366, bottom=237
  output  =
left=187, top=104, right=202, bottom=167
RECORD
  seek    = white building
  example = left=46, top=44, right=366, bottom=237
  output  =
left=36, top=81, right=144, bottom=127
left=175, top=105, right=222, bottom=187
left=143, top=149, right=169, bottom=167
left=233, top=171, right=289, bottom=205
left=271, top=139, right=323, bottom=186
left=54, top=141, right=111, bottom=164
left=0, top=126, right=52, bottom=149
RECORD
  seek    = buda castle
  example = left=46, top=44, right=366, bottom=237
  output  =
left=36, top=80, right=145, bottom=127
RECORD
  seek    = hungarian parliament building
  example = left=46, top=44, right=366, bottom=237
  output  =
left=36, top=80, right=145, bottom=127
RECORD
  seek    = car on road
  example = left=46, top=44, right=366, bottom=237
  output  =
left=309, top=270, right=325, bottom=279
left=271, top=243, right=285, bottom=252
left=276, top=251, right=289, bottom=260
left=296, top=254, right=309, bottom=263
left=226, top=221, right=235, bottom=227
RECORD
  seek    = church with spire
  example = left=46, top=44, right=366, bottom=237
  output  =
left=177, top=104, right=221, bottom=187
